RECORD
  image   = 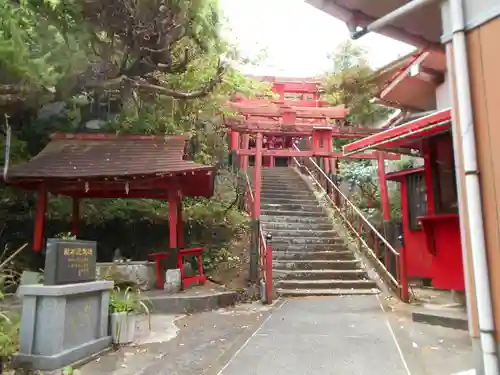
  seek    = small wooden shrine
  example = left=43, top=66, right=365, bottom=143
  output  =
left=5, top=133, right=215, bottom=289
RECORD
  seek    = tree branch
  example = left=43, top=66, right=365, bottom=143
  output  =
left=125, top=59, right=225, bottom=99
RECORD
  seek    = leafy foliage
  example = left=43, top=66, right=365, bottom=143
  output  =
left=323, top=40, right=392, bottom=127
left=321, top=41, right=400, bottom=224
left=0, top=0, right=266, bottom=276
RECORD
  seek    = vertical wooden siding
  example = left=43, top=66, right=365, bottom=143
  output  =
left=449, top=17, right=500, bottom=340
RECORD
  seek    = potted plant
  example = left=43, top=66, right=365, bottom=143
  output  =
left=109, top=286, right=150, bottom=345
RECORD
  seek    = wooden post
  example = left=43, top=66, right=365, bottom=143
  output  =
left=33, top=184, right=47, bottom=252
left=377, top=152, right=391, bottom=221
left=422, top=140, right=435, bottom=215
left=324, top=156, right=330, bottom=194
left=71, top=197, right=79, bottom=237
left=230, top=130, right=239, bottom=152
left=168, top=187, right=179, bottom=270
left=168, top=189, right=178, bottom=249
left=241, top=134, right=250, bottom=171
left=177, top=196, right=184, bottom=249
left=254, top=133, right=263, bottom=219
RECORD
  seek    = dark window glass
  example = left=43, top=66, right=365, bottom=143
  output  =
left=407, top=172, right=428, bottom=230
left=430, top=133, right=458, bottom=214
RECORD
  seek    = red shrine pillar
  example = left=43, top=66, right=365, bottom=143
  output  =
left=422, top=141, right=435, bottom=216
left=241, top=134, right=250, bottom=171
left=253, top=133, right=263, bottom=219
left=168, top=187, right=179, bottom=251
left=33, top=184, right=48, bottom=251
left=177, top=195, right=184, bottom=249
left=230, top=130, right=239, bottom=152
left=71, top=198, right=80, bottom=237
left=377, top=153, right=391, bottom=221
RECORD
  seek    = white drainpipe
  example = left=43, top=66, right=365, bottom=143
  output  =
left=351, top=0, right=441, bottom=39
left=450, top=0, right=499, bottom=373
left=445, top=42, right=475, bottom=337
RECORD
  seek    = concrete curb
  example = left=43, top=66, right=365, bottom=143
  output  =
left=147, top=291, right=240, bottom=314
left=412, top=309, right=469, bottom=331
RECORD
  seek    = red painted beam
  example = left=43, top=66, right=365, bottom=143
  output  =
left=228, top=102, right=348, bottom=119
left=234, top=97, right=330, bottom=108
left=343, top=109, right=451, bottom=154
left=225, top=119, right=377, bottom=138
left=237, top=149, right=400, bottom=160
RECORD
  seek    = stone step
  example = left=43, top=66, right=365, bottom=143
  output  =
left=273, top=269, right=369, bottom=280
left=272, top=250, right=356, bottom=261
left=260, top=189, right=311, bottom=197
left=260, top=192, right=317, bottom=200
left=276, top=279, right=378, bottom=290
left=260, top=181, right=306, bottom=187
left=271, top=236, right=343, bottom=245
left=261, top=209, right=325, bottom=217
left=261, top=215, right=331, bottom=224
left=263, top=221, right=333, bottom=231
left=261, top=203, right=322, bottom=212
left=261, top=197, right=319, bottom=205
left=260, top=189, right=314, bottom=195
left=266, top=229, right=338, bottom=238
left=273, top=259, right=361, bottom=270
left=271, top=243, right=347, bottom=252
left=276, top=288, right=380, bottom=297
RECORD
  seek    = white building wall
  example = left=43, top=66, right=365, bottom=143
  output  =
left=435, top=70, right=452, bottom=110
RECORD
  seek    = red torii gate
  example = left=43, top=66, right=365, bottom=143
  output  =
left=225, top=78, right=400, bottom=222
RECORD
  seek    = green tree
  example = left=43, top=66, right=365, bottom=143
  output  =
left=321, top=40, right=398, bottom=223
left=323, top=40, right=392, bottom=128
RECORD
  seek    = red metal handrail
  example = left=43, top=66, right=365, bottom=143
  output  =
left=292, top=145, right=409, bottom=301
left=243, top=172, right=273, bottom=304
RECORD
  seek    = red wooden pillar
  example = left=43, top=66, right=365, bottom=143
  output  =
left=230, top=130, right=239, bottom=152
left=71, top=197, right=80, bottom=237
left=254, top=133, right=263, bottom=219
left=168, top=188, right=178, bottom=250
left=33, top=184, right=48, bottom=252
left=422, top=141, right=435, bottom=215
left=241, top=134, right=249, bottom=171
left=377, top=153, right=391, bottom=221
left=177, top=195, right=184, bottom=249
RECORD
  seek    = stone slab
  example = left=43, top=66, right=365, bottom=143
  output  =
left=44, top=239, right=97, bottom=285
left=219, top=295, right=409, bottom=375
left=18, top=280, right=113, bottom=297
left=147, top=290, right=239, bottom=314
left=16, top=280, right=113, bottom=372
left=15, top=337, right=111, bottom=371
left=412, top=308, right=469, bottom=331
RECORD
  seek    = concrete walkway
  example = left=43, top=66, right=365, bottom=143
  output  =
left=217, top=295, right=409, bottom=375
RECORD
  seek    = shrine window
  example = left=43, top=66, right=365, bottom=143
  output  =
left=407, top=172, right=428, bottom=230
left=430, top=133, right=458, bottom=214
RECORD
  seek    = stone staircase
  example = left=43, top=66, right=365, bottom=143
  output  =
left=252, top=167, right=378, bottom=297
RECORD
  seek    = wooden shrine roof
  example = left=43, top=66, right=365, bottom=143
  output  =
left=371, top=49, right=447, bottom=112
left=7, top=133, right=213, bottom=180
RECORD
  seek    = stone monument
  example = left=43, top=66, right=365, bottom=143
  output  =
left=15, top=239, right=113, bottom=372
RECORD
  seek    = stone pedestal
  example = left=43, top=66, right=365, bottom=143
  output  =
left=15, top=280, right=113, bottom=372
left=96, top=261, right=156, bottom=291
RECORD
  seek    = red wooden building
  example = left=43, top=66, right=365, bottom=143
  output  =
left=5, top=133, right=215, bottom=290
left=344, top=50, right=464, bottom=292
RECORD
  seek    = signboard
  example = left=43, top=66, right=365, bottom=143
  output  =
left=44, top=239, right=97, bottom=285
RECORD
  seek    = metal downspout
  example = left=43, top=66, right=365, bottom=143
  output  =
left=445, top=42, right=474, bottom=336
left=449, top=0, right=499, bottom=373
left=350, top=0, right=441, bottom=40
